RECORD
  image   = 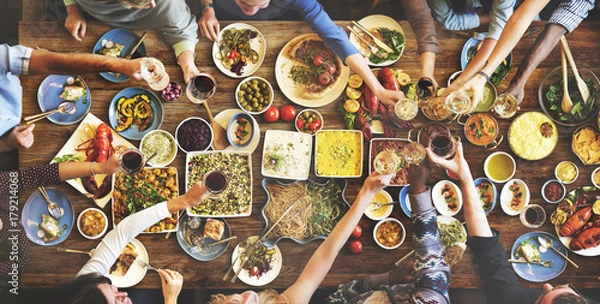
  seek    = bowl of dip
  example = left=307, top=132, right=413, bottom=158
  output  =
left=541, top=179, right=566, bottom=204
left=365, top=190, right=394, bottom=221
left=484, top=151, right=516, bottom=184
left=140, top=129, right=177, bottom=167
left=592, top=167, right=600, bottom=188
left=555, top=161, right=578, bottom=184
left=227, top=112, right=255, bottom=148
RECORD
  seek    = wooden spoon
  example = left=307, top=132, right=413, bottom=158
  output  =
left=202, top=101, right=228, bottom=150
left=560, top=49, right=573, bottom=114
left=560, top=36, right=590, bottom=104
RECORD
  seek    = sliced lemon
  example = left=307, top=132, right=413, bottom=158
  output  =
left=346, top=87, right=362, bottom=100
left=396, top=71, right=411, bottom=86
left=348, top=74, right=363, bottom=89
left=550, top=209, right=567, bottom=226
left=344, top=99, right=360, bottom=113
left=593, top=200, right=600, bottom=215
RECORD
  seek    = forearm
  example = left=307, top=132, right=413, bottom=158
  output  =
left=478, top=13, right=491, bottom=26
left=459, top=173, right=493, bottom=237
left=455, top=39, right=496, bottom=88
left=58, top=161, right=110, bottom=181
left=347, top=54, right=384, bottom=94
left=510, top=24, right=566, bottom=88
left=402, top=0, right=440, bottom=55
left=29, top=49, right=131, bottom=75
left=420, top=52, right=436, bottom=80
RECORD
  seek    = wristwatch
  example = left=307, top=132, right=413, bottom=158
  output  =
left=201, top=2, right=213, bottom=12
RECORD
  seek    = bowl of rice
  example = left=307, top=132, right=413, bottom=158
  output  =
left=508, top=112, right=557, bottom=160
left=140, top=130, right=177, bottom=167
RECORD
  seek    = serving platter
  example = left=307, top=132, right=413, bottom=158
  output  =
left=275, top=33, right=349, bottom=108
left=314, top=130, right=363, bottom=178
left=554, top=186, right=600, bottom=256
left=473, top=177, right=497, bottom=214
left=368, top=138, right=409, bottom=187
left=22, top=188, right=74, bottom=246
left=399, top=185, right=412, bottom=218
left=432, top=180, right=462, bottom=217
left=262, top=130, right=312, bottom=180
left=510, top=232, right=567, bottom=282
left=92, top=29, right=146, bottom=83
left=37, top=74, right=91, bottom=125
left=176, top=213, right=231, bottom=262
left=500, top=179, right=530, bottom=216
left=212, top=23, right=266, bottom=78
left=508, top=112, right=557, bottom=161
left=51, top=113, right=135, bottom=208
left=214, top=109, right=260, bottom=153
left=231, top=236, right=282, bottom=286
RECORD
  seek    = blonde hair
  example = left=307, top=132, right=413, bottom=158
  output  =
left=208, top=289, right=281, bottom=304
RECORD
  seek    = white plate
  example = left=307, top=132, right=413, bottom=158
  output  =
left=212, top=23, right=266, bottom=78
left=262, top=130, right=312, bottom=180
left=275, top=34, right=349, bottom=108
left=348, top=14, right=405, bottom=67
left=51, top=113, right=135, bottom=208
left=231, top=236, right=282, bottom=286
left=105, top=238, right=148, bottom=288
left=214, top=109, right=260, bottom=153
left=437, top=215, right=467, bottom=250
left=432, top=180, right=463, bottom=217
left=500, top=179, right=530, bottom=216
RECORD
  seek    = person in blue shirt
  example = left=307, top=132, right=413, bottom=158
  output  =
left=0, top=44, right=143, bottom=152
left=197, top=0, right=405, bottom=106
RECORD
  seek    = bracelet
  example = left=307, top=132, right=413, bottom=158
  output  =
left=90, top=162, right=96, bottom=176
left=477, top=71, right=490, bottom=83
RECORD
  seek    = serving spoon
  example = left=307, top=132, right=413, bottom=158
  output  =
left=369, top=201, right=396, bottom=211
left=537, top=235, right=579, bottom=268
left=560, top=49, right=574, bottom=113
left=203, top=101, right=228, bottom=150
left=560, top=36, right=590, bottom=104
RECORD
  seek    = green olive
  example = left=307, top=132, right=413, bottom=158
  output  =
left=240, top=83, right=248, bottom=90
left=251, top=79, right=259, bottom=85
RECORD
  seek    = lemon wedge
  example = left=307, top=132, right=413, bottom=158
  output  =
left=348, top=74, right=363, bottom=89
left=344, top=99, right=360, bottom=113
left=396, top=72, right=411, bottom=86
left=550, top=209, right=567, bottom=225
left=346, top=87, right=362, bottom=100
left=593, top=200, right=600, bottom=215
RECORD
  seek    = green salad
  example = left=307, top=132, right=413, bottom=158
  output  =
left=466, top=46, right=511, bottom=85
left=368, top=28, right=405, bottom=64
left=546, top=75, right=599, bottom=123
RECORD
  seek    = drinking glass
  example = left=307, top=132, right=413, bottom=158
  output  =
left=416, top=77, right=435, bottom=107
left=493, top=93, right=519, bottom=119
left=401, top=142, right=427, bottom=165
left=140, top=58, right=170, bottom=91
left=203, top=170, right=228, bottom=198
left=373, top=149, right=400, bottom=174
left=186, top=73, right=217, bottom=104
left=429, top=129, right=460, bottom=159
left=445, top=89, right=473, bottom=114
left=120, top=148, right=146, bottom=175
left=423, top=96, right=452, bottom=121
left=393, top=98, right=419, bottom=122
left=519, top=204, right=546, bottom=228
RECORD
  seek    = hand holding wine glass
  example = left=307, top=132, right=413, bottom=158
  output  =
left=141, top=58, right=170, bottom=91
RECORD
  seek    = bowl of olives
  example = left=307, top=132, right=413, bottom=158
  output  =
left=295, top=109, right=324, bottom=135
left=235, top=76, right=274, bottom=115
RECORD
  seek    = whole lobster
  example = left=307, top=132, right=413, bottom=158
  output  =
left=559, top=206, right=593, bottom=237
left=76, top=123, right=114, bottom=199
left=570, top=226, right=600, bottom=251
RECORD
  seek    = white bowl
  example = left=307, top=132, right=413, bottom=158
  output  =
left=175, top=117, right=213, bottom=153
left=592, top=167, right=600, bottom=188
left=432, top=180, right=463, bottom=216
left=235, top=76, right=274, bottom=114
left=555, top=161, right=579, bottom=184
left=500, top=179, right=530, bottom=216
left=139, top=129, right=177, bottom=167
left=541, top=179, right=566, bottom=204
left=373, top=217, right=406, bottom=250
left=484, top=151, right=516, bottom=184
left=227, top=112, right=256, bottom=148
left=295, top=109, right=324, bottom=135
left=77, top=207, right=108, bottom=240
left=365, top=190, right=393, bottom=221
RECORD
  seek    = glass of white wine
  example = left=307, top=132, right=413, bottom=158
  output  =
left=373, top=142, right=427, bottom=175
left=445, top=90, right=473, bottom=115
left=401, top=142, right=427, bottom=166
left=140, top=58, right=170, bottom=91
left=493, top=93, right=519, bottom=119
left=373, top=149, right=400, bottom=174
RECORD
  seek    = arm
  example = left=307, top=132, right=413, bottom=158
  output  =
left=28, top=49, right=143, bottom=80
left=197, top=0, right=220, bottom=41
left=64, top=2, right=87, bottom=41
left=345, top=54, right=405, bottom=107
left=282, top=173, right=392, bottom=303
left=77, top=182, right=209, bottom=276
left=427, top=0, right=481, bottom=31
left=443, top=38, right=496, bottom=97
left=58, top=153, right=122, bottom=181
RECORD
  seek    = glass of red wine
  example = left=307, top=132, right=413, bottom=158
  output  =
left=519, top=204, right=546, bottom=228
left=120, top=148, right=146, bottom=175
left=186, top=72, right=216, bottom=104
left=429, top=129, right=460, bottom=159
left=203, top=170, right=228, bottom=198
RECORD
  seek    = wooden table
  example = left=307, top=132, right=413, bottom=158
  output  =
left=18, top=20, right=600, bottom=293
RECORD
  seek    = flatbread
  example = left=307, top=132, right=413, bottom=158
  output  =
left=287, top=37, right=343, bottom=99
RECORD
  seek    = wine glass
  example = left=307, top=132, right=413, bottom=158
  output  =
left=429, top=129, right=459, bottom=159
left=373, top=149, right=400, bottom=174
left=203, top=170, right=228, bottom=198
left=416, top=77, right=435, bottom=107
left=186, top=73, right=217, bottom=104
left=393, top=98, right=419, bottom=122
left=445, top=89, right=473, bottom=114
left=493, top=93, right=519, bottom=119
left=401, top=142, right=427, bottom=166
left=120, top=148, right=146, bottom=175
left=140, top=58, right=170, bottom=91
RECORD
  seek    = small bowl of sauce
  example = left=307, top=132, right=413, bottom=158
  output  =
left=555, top=161, right=578, bottom=184
left=541, top=179, right=566, bottom=204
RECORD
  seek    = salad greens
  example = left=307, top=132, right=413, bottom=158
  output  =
left=368, top=28, right=405, bottom=64
left=466, top=46, right=511, bottom=85
left=546, top=75, right=599, bottom=123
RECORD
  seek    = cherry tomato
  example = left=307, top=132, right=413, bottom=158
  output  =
left=351, top=225, right=362, bottom=239
left=250, top=266, right=260, bottom=277
left=318, top=73, right=331, bottom=85
left=227, top=49, right=240, bottom=59
left=296, top=118, right=305, bottom=130
left=324, top=63, right=336, bottom=75
left=263, top=106, right=280, bottom=123
left=348, top=240, right=362, bottom=254
left=309, top=119, right=322, bottom=132
left=313, top=54, right=324, bottom=67
left=280, top=105, right=297, bottom=122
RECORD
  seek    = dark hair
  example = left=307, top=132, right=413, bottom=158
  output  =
left=551, top=292, right=589, bottom=304
left=56, top=273, right=112, bottom=304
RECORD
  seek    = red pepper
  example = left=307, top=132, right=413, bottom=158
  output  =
left=227, top=49, right=240, bottom=59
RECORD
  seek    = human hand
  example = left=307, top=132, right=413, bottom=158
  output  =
left=197, top=9, right=220, bottom=41
left=182, top=182, right=210, bottom=208
left=3, top=124, right=35, bottom=151
left=406, top=159, right=430, bottom=194
left=122, top=58, right=144, bottom=81
left=390, top=261, right=414, bottom=284
left=426, top=141, right=471, bottom=181
left=64, top=5, right=87, bottom=41
left=375, top=87, right=406, bottom=107
left=96, top=154, right=122, bottom=175
left=502, top=83, right=524, bottom=105
left=158, top=269, right=183, bottom=304
left=362, top=172, right=393, bottom=195
left=460, top=75, right=486, bottom=113
left=182, top=65, right=201, bottom=85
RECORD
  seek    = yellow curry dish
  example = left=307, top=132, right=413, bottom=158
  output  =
left=508, top=112, right=557, bottom=160
left=315, top=130, right=363, bottom=177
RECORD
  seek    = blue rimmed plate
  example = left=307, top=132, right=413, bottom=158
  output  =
left=474, top=177, right=497, bottom=214
left=511, top=231, right=567, bottom=282
left=22, top=188, right=74, bottom=246
left=260, top=178, right=349, bottom=248
left=92, top=28, right=146, bottom=83
left=108, top=87, right=163, bottom=140
left=460, top=32, right=511, bottom=85
left=176, top=213, right=231, bottom=262
left=37, top=74, right=91, bottom=125
left=399, top=185, right=411, bottom=218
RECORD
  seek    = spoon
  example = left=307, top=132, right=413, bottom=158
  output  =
left=560, top=49, right=573, bottom=113
left=537, top=235, right=579, bottom=268
left=25, top=101, right=77, bottom=124
left=56, top=247, right=94, bottom=257
left=369, top=201, right=396, bottom=210
left=560, top=36, right=590, bottom=104
left=508, top=259, right=553, bottom=268
left=202, top=101, right=228, bottom=150
left=191, top=235, right=238, bottom=253
left=347, top=26, right=388, bottom=59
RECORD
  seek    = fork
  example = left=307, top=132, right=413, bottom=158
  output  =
left=135, top=258, right=158, bottom=272
left=38, top=186, right=63, bottom=219
left=508, top=259, right=554, bottom=268
left=347, top=26, right=388, bottom=59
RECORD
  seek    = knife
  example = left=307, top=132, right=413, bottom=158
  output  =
left=351, top=21, right=394, bottom=54
left=115, top=31, right=148, bottom=78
